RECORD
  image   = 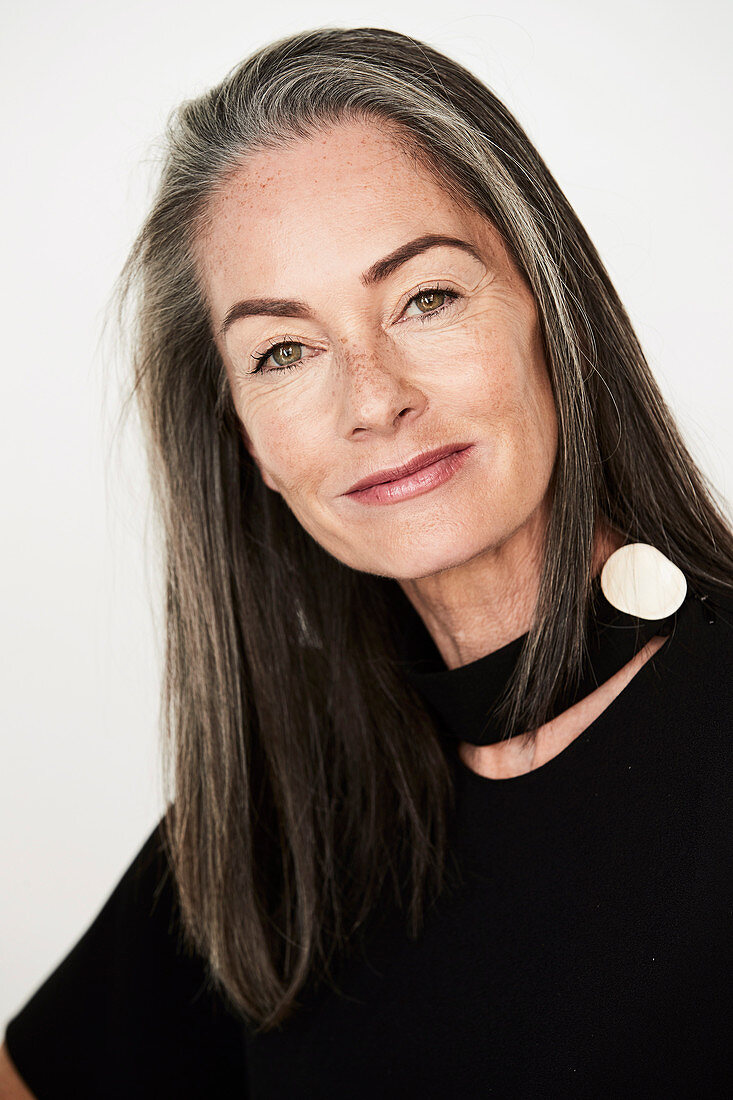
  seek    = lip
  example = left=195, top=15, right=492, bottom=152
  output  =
left=343, top=443, right=474, bottom=495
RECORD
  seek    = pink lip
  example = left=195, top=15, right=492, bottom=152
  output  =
left=343, top=443, right=474, bottom=495
left=343, top=444, right=474, bottom=506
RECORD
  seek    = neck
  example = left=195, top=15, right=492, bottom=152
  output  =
left=398, top=508, right=624, bottom=671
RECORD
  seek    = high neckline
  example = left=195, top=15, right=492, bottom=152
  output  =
left=392, top=576, right=685, bottom=747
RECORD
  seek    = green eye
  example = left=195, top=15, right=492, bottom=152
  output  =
left=254, top=340, right=304, bottom=373
left=404, top=286, right=460, bottom=320
left=414, top=288, right=448, bottom=313
left=270, top=342, right=302, bottom=368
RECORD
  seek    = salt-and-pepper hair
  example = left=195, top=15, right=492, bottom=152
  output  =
left=112, top=26, right=733, bottom=1030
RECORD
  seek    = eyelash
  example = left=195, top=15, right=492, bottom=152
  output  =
left=250, top=285, right=462, bottom=374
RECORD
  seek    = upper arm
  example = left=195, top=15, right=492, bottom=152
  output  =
left=0, top=1041, right=37, bottom=1100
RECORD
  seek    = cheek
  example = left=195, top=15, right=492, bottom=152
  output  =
left=434, top=324, right=557, bottom=479
left=469, top=311, right=554, bottom=429
left=420, top=326, right=531, bottom=425
left=508, top=363, right=558, bottom=483
left=508, top=365, right=558, bottom=506
left=240, top=395, right=332, bottom=492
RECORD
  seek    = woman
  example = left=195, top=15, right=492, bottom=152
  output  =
left=2, top=25, right=731, bottom=1099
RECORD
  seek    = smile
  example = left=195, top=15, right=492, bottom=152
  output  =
left=342, top=445, right=474, bottom=505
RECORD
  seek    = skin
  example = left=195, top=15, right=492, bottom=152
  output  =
left=196, top=117, right=665, bottom=779
left=0, top=1041, right=36, bottom=1098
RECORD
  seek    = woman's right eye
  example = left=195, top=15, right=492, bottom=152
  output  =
left=252, top=340, right=305, bottom=374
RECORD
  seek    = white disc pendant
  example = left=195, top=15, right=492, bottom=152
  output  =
left=600, top=543, right=687, bottom=620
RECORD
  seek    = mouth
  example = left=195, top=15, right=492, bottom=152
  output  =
left=342, top=443, right=475, bottom=506
left=343, top=442, right=474, bottom=495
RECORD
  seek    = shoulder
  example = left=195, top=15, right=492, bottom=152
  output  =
left=104, top=814, right=177, bottom=929
left=681, top=583, right=733, bottom=669
left=649, top=581, right=733, bottom=745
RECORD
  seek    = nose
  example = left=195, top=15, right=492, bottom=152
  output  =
left=335, top=341, right=427, bottom=437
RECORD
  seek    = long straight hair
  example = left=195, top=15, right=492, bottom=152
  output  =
left=112, top=26, right=733, bottom=1031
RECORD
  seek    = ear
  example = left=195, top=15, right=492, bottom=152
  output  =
left=238, top=423, right=280, bottom=494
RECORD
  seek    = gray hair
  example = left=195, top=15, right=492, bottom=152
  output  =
left=113, top=26, right=733, bottom=1031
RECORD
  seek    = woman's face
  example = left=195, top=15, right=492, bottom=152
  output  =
left=197, top=118, right=558, bottom=581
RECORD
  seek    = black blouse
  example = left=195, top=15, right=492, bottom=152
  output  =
left=4, top=580, right=732, bottom=1098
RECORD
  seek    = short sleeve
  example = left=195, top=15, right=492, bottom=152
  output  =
left=3, top=818, right=249, bottom=1099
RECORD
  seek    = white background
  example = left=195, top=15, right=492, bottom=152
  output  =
left=2, top=0, right=731, bottom=1025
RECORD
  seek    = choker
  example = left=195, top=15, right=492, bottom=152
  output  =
left=392, top=547, right=692, bottom=747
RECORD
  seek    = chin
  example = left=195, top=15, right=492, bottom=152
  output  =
left=358, top=534, right=488, bottom=583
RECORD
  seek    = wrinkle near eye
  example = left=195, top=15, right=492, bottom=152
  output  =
left=220, top=248, right=492, bottom=358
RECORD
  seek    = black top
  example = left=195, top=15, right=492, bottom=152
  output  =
left=393, top=573, right=679, bottom=745
left=5, top=579, right=732, bottom=1098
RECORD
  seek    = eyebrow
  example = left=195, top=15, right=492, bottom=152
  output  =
left=217, top=233, right=484, bottom=338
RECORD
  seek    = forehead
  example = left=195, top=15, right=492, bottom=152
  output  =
left=197, top=118, right=501, bottom=308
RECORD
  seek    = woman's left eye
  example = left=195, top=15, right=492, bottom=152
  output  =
left=403, top=285, right=461, bottom=321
